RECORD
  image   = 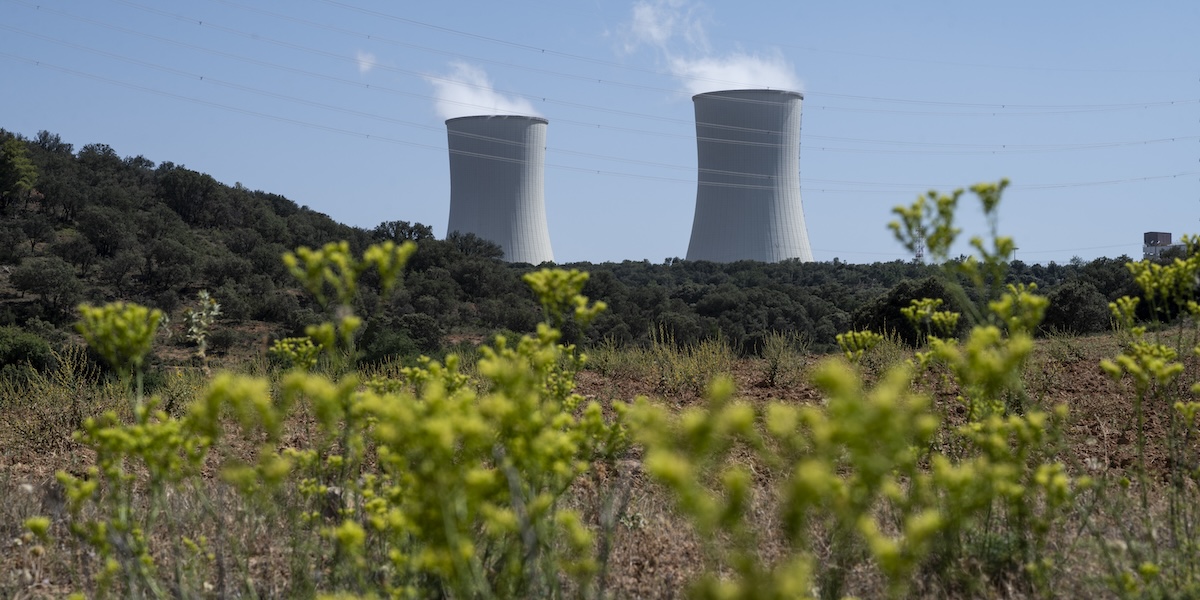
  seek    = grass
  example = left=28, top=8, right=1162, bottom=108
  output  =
left=647, top=326, right=735, bottom=397
left=4, top=325, right=1200, bottom=598
left=757, top=330, right=809, bottom=388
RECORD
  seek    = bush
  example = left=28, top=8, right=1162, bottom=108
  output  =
left=55, top=242, right=628, bottom=599
left=10, top=255, right=83, bottom=318
left=1042, top=279, right=1110, bottom=335
left=206, top=328, right=238, bottom=355
left=152, top=289, right=181, bottom=314
left=358, top=324, right=418, bottom=365
left=398, top=312, right=442, bottom=353
left=0, top=325, right=53, bottom=373
left=758, top=330, right=808, bottom=387
left=853, top=276, right=967, bottom=346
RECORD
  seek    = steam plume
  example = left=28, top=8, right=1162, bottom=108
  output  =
left=426, top=62, right=540, bottom=120
left=669, top=51, right=802, bottom=95
left=356, top=51, right=377, bottom=75
left=622, top=0, right=802, bottom=94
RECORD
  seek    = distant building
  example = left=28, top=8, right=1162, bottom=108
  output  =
left=1143, top=231, right=1182, bottom=260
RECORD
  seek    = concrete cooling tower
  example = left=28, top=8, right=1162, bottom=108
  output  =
left=445, top=115, right=554, bottom=264
left=685, top=89, right=813, bottom=263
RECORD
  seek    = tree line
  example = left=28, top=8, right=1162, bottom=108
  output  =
left=0, top=128, right=1142, bottom=376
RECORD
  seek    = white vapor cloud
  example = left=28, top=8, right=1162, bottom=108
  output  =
left=621, top=0, right=802, bottom=94
left=624, top=0, right=708, bottom=54
left=426, top=61, right=540, bottom=120
left=356, top=51, right=377, bottom=75
left=669, top=51, right=802, bottom=95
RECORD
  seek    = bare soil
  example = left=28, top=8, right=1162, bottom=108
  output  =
left=0, top=330, right=1188, bottom=598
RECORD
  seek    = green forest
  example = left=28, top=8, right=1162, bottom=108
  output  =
left=0, top=128, right=1141, bottom=378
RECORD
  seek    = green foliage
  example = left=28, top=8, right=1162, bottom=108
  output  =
left=373, top=219, right=433, bottom=243
left=759, top=330, right=808, bottom=387
left=270, top=336, right=321, bottom=371
left=890, top=180, right=1017, bottom=326
left=11, top=255, right=83, bottom=318
left=58, top=242, right=631, bottom=598
left=854, top=276, right=968, bottom=347
left=182, top=290, right=221, bottom=369
left=649, top=326, right=735, bottom=396
left=889, top=187, right=962, bottom=264
left=0, top=129, right=1145, bottom=365
left=13, top=130, right=1196, bottom=597
left=397, top=312, right=442, bottom=353
left=0, top=135, right=39, bottom=212
left=523, top=268, right=607, bottom=329
left=626, top=181, right=1083, bottom=599
left=902, top=297, right=961, bottom=342
left=1092, top=240, right=1200, bottom=597
left=836, top=329, right=883, bottom=363
left=76, top=301, right=163, bottom=414
left=0, top=325, right=53, bottom=375
left=282, top=240, right=417, bottom=369
left=631, top=356, right=1081, bottom=599
left=1042, top=279, right=1110, bottom=335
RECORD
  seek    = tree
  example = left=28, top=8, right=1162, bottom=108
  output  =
left=157, top=165, right=219, bottom=226
left=374, top=220, right=434, bottom=243
left=0, top=225, right=28, bottom=263
left=0, top=325, right=54, bottom=381
left=50, top=235, right=98, bottom=277
left=33, top=130, right=73, bottom=156
left=100, top=250, right=142, bottom=294
left=852, top=276, right=967, bottom=346
left=0, top=136, right=38, bottom=213
left=1042, top=279, right=1110, bottom=335
left=145, top=237, right=198, bottom=288
left=20, top=214, right=56, bottom=251
left=447, top=231, right=505, bottom=260
left=11, top=256, right=83, bottom=317
left=78, top=205, right=137, bottom=257
left=77, top=143, right=122, bottom=184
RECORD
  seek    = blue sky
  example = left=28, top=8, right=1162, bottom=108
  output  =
left=2, top=0, right=1196, bottom=264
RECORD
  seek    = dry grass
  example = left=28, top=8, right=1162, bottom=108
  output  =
left=2, top=331, right=1198, bottom=598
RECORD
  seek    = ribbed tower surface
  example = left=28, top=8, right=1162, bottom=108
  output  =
left=445, top=115, right=554, bottom=264
left=685, top=89, right=813, bottom=263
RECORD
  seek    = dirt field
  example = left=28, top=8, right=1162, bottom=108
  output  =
left=0, top=330, right=1191, bottom=598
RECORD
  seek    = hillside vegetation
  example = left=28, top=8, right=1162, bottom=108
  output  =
left=3, top=130, right=1197, bottom=599
left=1, top=128, right=1143, bottom=375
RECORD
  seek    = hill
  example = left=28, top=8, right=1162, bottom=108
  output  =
left=1, top=128, right=1142, bottom=373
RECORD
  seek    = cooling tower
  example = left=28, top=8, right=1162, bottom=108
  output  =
left=445, top=115, right=554, bottom=264
left=685, top=89, right=813, bottom=263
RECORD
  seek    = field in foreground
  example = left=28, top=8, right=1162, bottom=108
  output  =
left=2, top=326, right=1195, bottom=599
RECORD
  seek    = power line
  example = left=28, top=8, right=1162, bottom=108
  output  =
left=4, top=45, right=1196, bottom=195
left=5, top=2, right=1196, bottom=198
left=304, top=0, right=1197, bottom=88
left=9, top=43, right=1197, bottom=196
left=98, top=0, right=1200, bottom=116
left=5, top=8, right=1194, bottom=156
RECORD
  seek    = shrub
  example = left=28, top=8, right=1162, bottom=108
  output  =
left=1042, top=279, right=1110, bottom=335
left=398, top=312, right=442, bottom=353
left=853, top=276, right=967, bottom=346
left=10, top=255, right=83, bottom=318
left=53, top=241, right=630, bottom=598
left=0, top=325, right=53, bottom=373
left=626, top=181, right=1086, bottom=599
left=758, top=330, right=808, bottom=387
left=357, top=324, right=418, bottom=365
